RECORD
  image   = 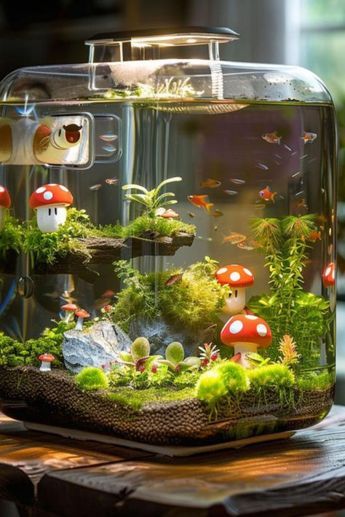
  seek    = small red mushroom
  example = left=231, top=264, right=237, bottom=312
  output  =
left=221, top=314, right=272, bottom=368
left=74, top=308, right=90, bottom=331
left=322, top=262, right=335, bottom=287
left=0, top=185, right=11, bottom=230
left=38, top=353, right=55, bottom=372
left=29, top=184, right=73, bottom=233
left=215, top=264, right=254, bottom=315
left=61, top=303, right=78, bottom=322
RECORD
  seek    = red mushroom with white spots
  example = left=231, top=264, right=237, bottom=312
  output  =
left=0, top=185, right=11, bottom=230
left=322, top=262, right=335, bottom=287
left=29, top=183, right=73, bottom=233
left=215, top=264, right=254, bottom=315
left=220, top=314, right=272, bottom=368
left=75, top=308, right=90, bottom=331
left=38, top=352, right=55, bottom=372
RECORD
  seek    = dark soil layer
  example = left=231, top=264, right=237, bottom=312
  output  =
left=0, top=367, right=335, bottom=445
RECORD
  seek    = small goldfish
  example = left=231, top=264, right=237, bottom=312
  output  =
left=188, top=212, right=195, bottom=218
left=159, top=208, right=179, bottom=219
left=302, top=131, right=317, bottom=143
left=212, top=209, right=224, bottom=218
left=105, top=177, right=119, bottom=185
left=200, top=178, right=221, bottom=188
left=165, top=273, right=183, bottom=286
left=223, top=232, right=247, bottom=245
left=188, top=195, right=214, bottom=213
left=262, top=131, right=282, bottom=144
left=259, top=186, right=277, bottom=202
left=297, top=198, right=308, bottom=210
left=307, top=230, right=321, bottom=242
left=89, top=184, right=102, bottom=191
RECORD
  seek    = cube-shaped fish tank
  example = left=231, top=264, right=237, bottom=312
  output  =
left=0, top=27, right=337, bottom=449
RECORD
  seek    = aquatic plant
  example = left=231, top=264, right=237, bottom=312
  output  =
left=247, top=364, right=295, bottom=390
left=104, top=77, right=202, bottom=101
left=248, top=215, right=333, bottom=366
left=113, top=257, right=227, bottom=334
left=24, top=208, right=94, bottom=265
left=196, top=361, right=249, bottom=406
left=278, top=335, right=300, bottom=368
left=104, top=214, right=195, bottom=239
left=75, top=367, right=109, bottom=391
left=296, top=370, right=335, bottom=391
left=118, top=337, right=153, bottom=372
left=198, top=342, right=220, bottom=368
left=122, top=177, right=182, bottom=218
left=0, top=216, right=24, bottom=258
left=160, top=342, right=201, bottom=373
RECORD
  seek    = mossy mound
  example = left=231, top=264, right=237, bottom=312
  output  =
left=0, top=367, right=334, bottom=446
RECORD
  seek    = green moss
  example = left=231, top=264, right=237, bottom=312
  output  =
left=75, top=367, right=109, bottom=391
left=113, top=257, right=227, bottom=333
left=0, top=319, right=70, bottom=368
left=103, top=214, right=195, bottom=239
left=297, top=370, right=335, bottom=391
left=24, top=209, right=95, bottom=265
left=106, top=386, right=196, bottom=411
left=0, top=216, right=24, bottom=258
left=248, top=364, right=295, bottom=389
left=196, top=361, right=249, bottom=405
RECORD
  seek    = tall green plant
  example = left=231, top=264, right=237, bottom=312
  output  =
left=249, top=215, right=333, bottom=367
left=122, top=177, right=182, bottom=217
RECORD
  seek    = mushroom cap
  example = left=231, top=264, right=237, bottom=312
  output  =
left=0, top=185, right=11, bottom=209
left=322, top=262, right=335, bottom=287
left=61, top=303, right=78, bottom=312
left=215, top=264, right=254, bottom=287
left=29, top=184, right=73, bottom=209
left=75, top=309, right=90, bottom=319
left=38, top=352, right=55, bottom=362
left=221, top=314, right=272, bottom=349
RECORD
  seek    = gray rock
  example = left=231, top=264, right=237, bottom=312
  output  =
left=63, top=321, right=132, bottom=373
left=129, top=317, right=210, bottom=356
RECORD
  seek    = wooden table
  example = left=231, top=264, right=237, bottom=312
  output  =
left=1, top=408, right=345, bottom=516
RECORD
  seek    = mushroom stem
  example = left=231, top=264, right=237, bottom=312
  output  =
left=233, top=342, right=257, bottom=368
left=40, top=360, right=52, bottom=372
left=224, top=286, right=246, bottom=315
left=37, top=205, right=67, bottom=233
left=75, top=317, right=84, bottom=331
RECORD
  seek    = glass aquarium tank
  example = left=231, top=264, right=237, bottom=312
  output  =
left=0, top=27, right=337, bottom=448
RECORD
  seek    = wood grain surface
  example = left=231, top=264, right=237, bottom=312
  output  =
left=1, top=408, right=345, bottom=515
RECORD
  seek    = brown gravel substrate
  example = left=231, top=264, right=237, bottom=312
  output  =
left=0, top=367, right=335, bottom=445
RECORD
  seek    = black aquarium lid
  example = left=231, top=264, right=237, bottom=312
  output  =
left=85, top=26, right=239, bottom=46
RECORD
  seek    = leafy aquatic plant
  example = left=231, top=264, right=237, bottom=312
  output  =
left=159, top=342, right=201, bottom=372
left=104, top=77, right=203, bottom=101
left=198, top=342, right=220, bottom=368
left=112, top=257, right=227, bottom=333
left=248, top=215, right=333, bottom=366
left=106, top=214, right=196, bottom=239
left=24, top=208, right=94, bottom=265
left=75, top=367, right=109, bottom=391
left=278, top=335, right=300, bottom=368
left=122, top=177, right=182, bottom=217
left=0, top=216, right=24, bottom=258
left=196, top=361, right=249, bottom=406
left=247, top=364, right=295, bottom=390
left=296, top=369, right=335, bottom=391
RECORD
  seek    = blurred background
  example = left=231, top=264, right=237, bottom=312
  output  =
left=0, top=0, right=345, bottom=398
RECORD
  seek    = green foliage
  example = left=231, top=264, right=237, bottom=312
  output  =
left=113, top=257, right=227, bottom=334
left=75, top=367, right=109, bottom=391
left=166, top=342, right=184, bottom=364
left=160, top=341, right=201, bottom=373
left=0, top=320, right=70, bottom=368
left=196, top=361, right=249, bottom=405
left=0, top=216, right=24, bottom=258
left=106, top=386, right=196, bottom=411
left=248, top=215, right=333, bottom=366
left=122, top=177, right=182, bottom=217
left=248, top=364, right=295, bottom=390
left=297, top=369, right=335, bottom=391
left=111, top=214, right=195, bottom=239
left=24, top=209, right=94, bottom=265
left=130, top=337, right=151, bottom=362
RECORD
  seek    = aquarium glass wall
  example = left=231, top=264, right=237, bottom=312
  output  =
left=0, top=29, right=337, bottom=445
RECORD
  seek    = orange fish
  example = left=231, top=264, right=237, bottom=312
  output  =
left=302, top=131, right=317, bottom=143
left=259, top=186, right=277, bottom=202
left=223, top=232, right=247, bottom=245
left=200, top=178, right=221, bottom=189
left=188, top=195, right=214, bottom=213
left=165, top=273, right=183, bottom=286
left=307, top=230, right=321, bottom=242
left=262, top=131, right=282, bottom=144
